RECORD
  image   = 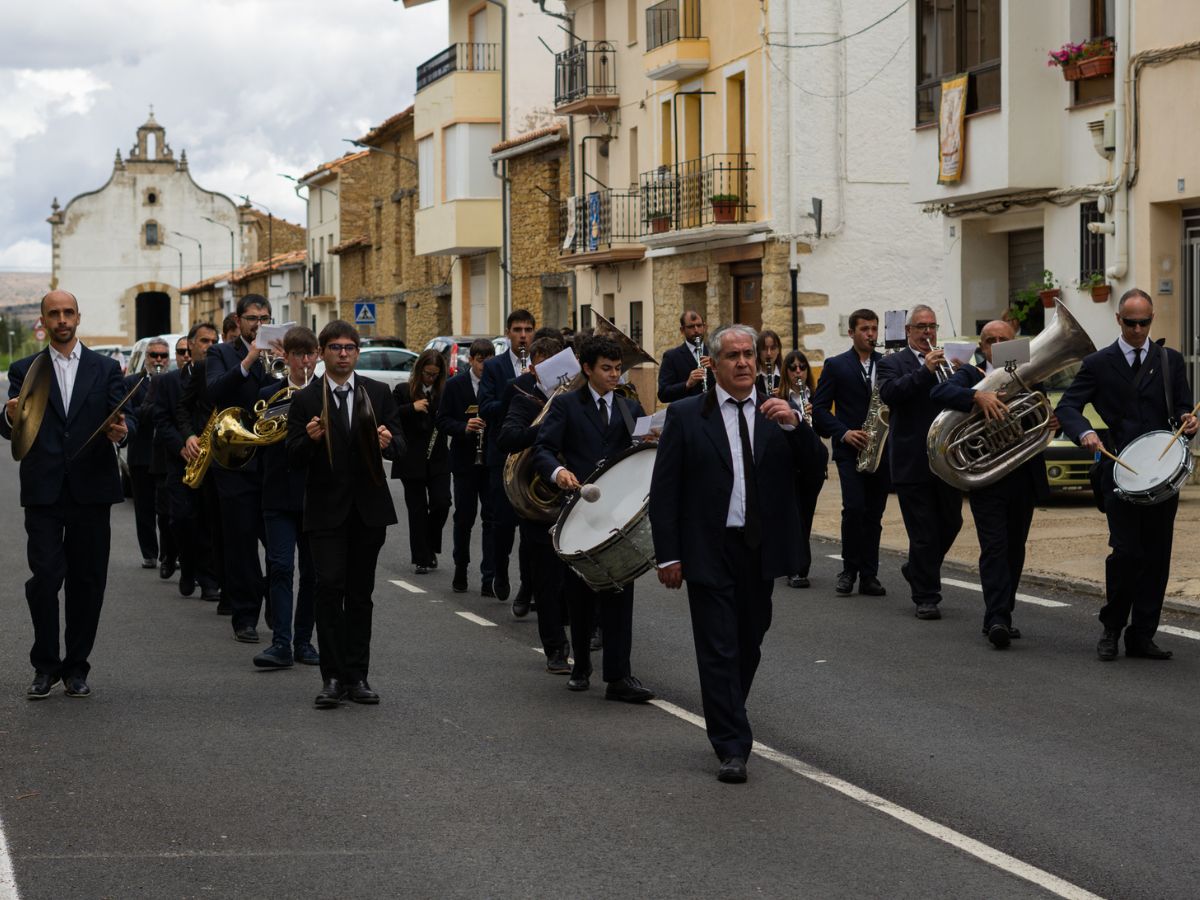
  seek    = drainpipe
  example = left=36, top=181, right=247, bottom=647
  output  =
left=487, top=0, right=510, bottom=321
left=781, top=0, right=799, bottom=348
left=1105, top=0, right=1132, bottom=282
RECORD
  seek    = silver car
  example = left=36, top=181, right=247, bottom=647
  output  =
left=313, top=346, right=418, bottom=390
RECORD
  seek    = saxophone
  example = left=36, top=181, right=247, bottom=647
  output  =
left=856, top=383, right=890, bottom=474
left=183, top=407, right=220, bottom=488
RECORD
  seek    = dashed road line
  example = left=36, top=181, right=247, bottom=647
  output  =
left=824, top=555, right=1070, bottom=608
left=0, top=811, right=20, bottom=900
left=455, top=611, right=497, bottom=628
left=1158, top=624, right=1200, bottom=641
left=389, top=579, right=426, bottom=594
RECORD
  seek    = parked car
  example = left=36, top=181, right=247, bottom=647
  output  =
left=127, top=334, right=186, bottom=376
left=1042, top=363, right=1108, bottom=492
left=313, top=346, right=418, bottom=391
left=360, top=336, right=407, bottom=349
left=423, top=335, right=510, bottom=377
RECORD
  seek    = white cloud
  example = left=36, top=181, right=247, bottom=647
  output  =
left=0, top=68, right=110, bottom=177
left=0, top=238, right=52, bottom=271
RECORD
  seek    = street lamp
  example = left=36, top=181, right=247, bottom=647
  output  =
left=172, top=230, right=203, bottom=281
left=202, top=215, right=237, bottom=315
left=279, top=172, right=339, bottom=199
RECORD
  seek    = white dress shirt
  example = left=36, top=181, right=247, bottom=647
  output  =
left=327, top=373, right=356, bottom=422
left=470, top=369, right=482, bottom=397
left=1117, top=334, right=1151, bottom=367
left=509, top=349, right=526, bottom=374
left=715, top=384, right=755, bottom=528
left=49, top=341, right=82, bottom=412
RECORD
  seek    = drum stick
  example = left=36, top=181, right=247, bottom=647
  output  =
left=1157, top=402, right=1200, bottom=460
left=1098, top=445, right=1137, bottom=475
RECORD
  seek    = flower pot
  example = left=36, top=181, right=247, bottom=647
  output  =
left=712, top=200, right=739, bottom=224
left=649, top=216, right=671, bottom=234
left=1039, top=288, right=1061, bottom=308
left=1061, top=63, right=1084, bottom=81
left=1079, top=55, right=1114, bottom=79
left=1090, top=283, right=1112, bottom=303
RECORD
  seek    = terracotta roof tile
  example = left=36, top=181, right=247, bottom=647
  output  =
left=490, top=125, right=567, bottom=155
left=182, top=249, right=307, bottom=293
left=299, top=150, right=370, bottom=183
left=358, top=106, right=415, bottom=145
left=329, top=234, right=370, bottom=255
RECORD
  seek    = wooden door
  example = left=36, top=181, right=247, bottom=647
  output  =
left=734, top=274, right=762, bottom=330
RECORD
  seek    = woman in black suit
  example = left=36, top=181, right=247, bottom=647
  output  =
left=755, top=329, right=783, bottom=396
left=392, top=349, right=451, bottom=574
left=778, top=350, right=827, bottom=588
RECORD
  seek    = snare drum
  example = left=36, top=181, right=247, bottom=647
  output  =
left=1112, top=430, right=1193, bottom=505
left=551, top=443, right=657, bottom=592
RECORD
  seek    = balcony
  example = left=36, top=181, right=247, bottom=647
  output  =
left=644, top=0, right=708, bottom=81
left=639, top=154, right=762, bottom=248
left=417, top=43, right=499, bottom=92
left=558, top=190, right=646, bottom=266
left=554, top=41, right=620, bottom=116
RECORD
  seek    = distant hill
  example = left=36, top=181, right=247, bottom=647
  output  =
left=0, top=272, right=50, bottom=309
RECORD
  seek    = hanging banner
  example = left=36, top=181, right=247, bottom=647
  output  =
left=937, top=73, right=969, bottom=185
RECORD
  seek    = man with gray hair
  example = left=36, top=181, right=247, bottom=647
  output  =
left=878, top=304, right=962, bottom=620
left=650, top=324, right=823, bottom=783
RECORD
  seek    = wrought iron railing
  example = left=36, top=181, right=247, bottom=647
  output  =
left=555, top=41, right=618, bottom=108
left=638, top=154, right=754, bottom=231
left=646, top=0, right=702, bottom=52
left=416, top=43, right=499, bottom=92
left=559, top=190, right=643, bottom=254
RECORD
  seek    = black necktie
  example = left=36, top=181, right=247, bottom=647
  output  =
left=598, top=396, right=609, bottom=427
left=336, top=385, right=351, bottom=431
left=731, top=398, right=761, bottom=549
left=1131, top=347, right=1142, bottom=375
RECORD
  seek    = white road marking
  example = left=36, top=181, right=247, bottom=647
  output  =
left=389, top=580, right=425, bottom=594
left=649, top=698, right=1102, bottom=900
left=455, top=611, right=497, bottom=628
left=0, top=812, right=20, bottom=900
left=941, top=577, right=1070, bottom=608
left=1158, top=625, right=1200, bottom=641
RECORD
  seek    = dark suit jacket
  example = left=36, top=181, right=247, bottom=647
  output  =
left=497, top=373, right=548, bottom=454
left=154, top=368, right=189, bottom=476
left=811, top=347, right=884, bottom=464
left=878, top=347, right=940, bottom=485
left=177, top=360, right=211, bottom=440
left=285, top=375, right=404, bottom=532
left=437, top=372, right=484, bottom=474
left=533, top=385, right=644, bottom=485
left=258, top=380, right=307, bottom=513
left=205, top=340, right=268, bottom=493
left=124, top=371, right=156, bottom=468
left=649, top=390, right=818, bottom=587
left=1, top=346, right=133, bottom=507
left=478, top=352, right=517, bottom=466
left=1056, top=340, right=1193, bottom=453
left=930, top=363, right=1049, bottom=500
left=658, top=341, right=712, bottom=403
left=390, top=382, right=449, bottom=480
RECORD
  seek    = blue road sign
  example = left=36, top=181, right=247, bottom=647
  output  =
left=354, top=302, right=376, bottom=326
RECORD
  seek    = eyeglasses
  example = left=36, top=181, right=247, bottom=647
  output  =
left=910, top=323, right=939, bottom=331
left=147, top=352, right=169, bottom=359
left=325, top=342, right=358, bottom=354
left=240, top=315, right=273, bottom=324
left=421, top=369, right=441, bottom=378
left=1121, top=317, right=1152, bottom=328
left=787, top=363, right=808, bottom=371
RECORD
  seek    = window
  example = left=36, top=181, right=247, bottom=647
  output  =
left=579, top=303, right=593, bottom=331
left=146, top=190, right=158, bottom=205
left=629, top=300, right=644, bottom=346
left=1079, top=202, right=1105, bottom=281
left=444, top=124, right=501, bottom=200
left=915, top=0, right=1001, bottom=127
left=1074, top=0, right=1115, bottom=106
left=628, top=126, right=639, bottom=187
left=543, top=286, right=570, bottom=328
left=145, top=221, right=159, bottom=245
left=418, top=137, right=434, bottom=208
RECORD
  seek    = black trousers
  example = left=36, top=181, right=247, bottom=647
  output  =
left=24, top=498, right=111, bottom=679
left=129, top=464, right=159, bottom=561
left=519, top=520, right=568, bottom=655
left=896, top=479, right=963, bottom=604
left=153, top=473, right=177, bottom=563
left=488, top=464, right=527, bottom=589
left=835, top=460, right=888, bottom=580
left=793, top=474, right=825, bottom=578
left=451, top=465, right=495, bottom=582
left=400, top=473, right=451, bottom=566
left=201, top=477, right=225, bottom=593
left=307, top=508, right=387, bottom=684
left=565, top=569, right=633, bottom=683
left=217, top=489, right=265, bottom=631
left=1103, top=490, right=1178, bottom=642
left=165, top=467, right=218, bottom=592
left=968, top=471, right=1036, bottom=630
left=686, top=529, right=774, bottom=760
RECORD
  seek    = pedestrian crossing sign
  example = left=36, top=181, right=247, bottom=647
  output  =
left=354, top=302, right=376, bottom=325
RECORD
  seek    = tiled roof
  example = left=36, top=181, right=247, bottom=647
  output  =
left=329, top=234, right=370, bottom=255
left=181, top=249, right=307, bottom=293
left=490, top=125, right=566, bottom=155
left=299, top=150, right=370, bottom=183
left=358, top=106, right=415, bottom=145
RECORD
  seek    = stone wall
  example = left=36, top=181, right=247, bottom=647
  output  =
left=506, top=138, right=572, bottom=327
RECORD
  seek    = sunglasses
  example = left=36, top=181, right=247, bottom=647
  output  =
left=1121, top=317, right=1152, bottom=328
left=910, top=323, right=939, bottom=331
left=147, top=352, right=169, bottom=359
left=787, top=363, right=808, bottom=370
left=176, top=348, right=190, bottom=355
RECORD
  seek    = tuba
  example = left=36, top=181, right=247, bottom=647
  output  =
left=926, top=300, right=1096, bottom=491
left=503, top=315, right=656, bottom=523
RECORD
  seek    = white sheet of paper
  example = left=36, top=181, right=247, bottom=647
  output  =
left=633, top=409, right=668, bottom=437
left=991, top=338, right=1031, bottom=369
left=255, top=322, right=296, bottom=349
left=535, top=347, right=581, bottom=396
left=943, top=341, right=976, bottom=365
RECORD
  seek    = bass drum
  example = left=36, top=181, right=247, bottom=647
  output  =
left=551, top=443, right=657, bottom=592
left=1112, top=430, right=1193, bottom=505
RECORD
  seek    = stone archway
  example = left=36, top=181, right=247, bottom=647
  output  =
left=119, top=281, right=180, bottom=341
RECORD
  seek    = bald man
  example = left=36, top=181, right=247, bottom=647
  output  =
left=0, top=290, right=134, bottom=698
left=930, top=320, right=1049, bottom=648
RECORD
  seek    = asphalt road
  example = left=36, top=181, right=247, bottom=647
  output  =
left=1, top=452, right=1199, bottom=899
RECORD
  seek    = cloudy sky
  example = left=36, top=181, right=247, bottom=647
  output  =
left=0, top=0, right=449, bottom=273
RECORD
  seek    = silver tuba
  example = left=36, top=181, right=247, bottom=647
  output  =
left=926, top=300, right=1096, bottom=491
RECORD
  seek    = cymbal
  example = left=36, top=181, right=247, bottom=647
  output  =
left=356, top=384, right=385, bottom=486
left=11, top=353, right=52, bottom=461
left=67, top=373, right=147, bottom=462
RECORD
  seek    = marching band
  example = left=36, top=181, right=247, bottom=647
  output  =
left=3, top=288, right=1198, bottom=783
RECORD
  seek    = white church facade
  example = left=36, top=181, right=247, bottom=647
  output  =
left=46, top=114, right=242, bottom=343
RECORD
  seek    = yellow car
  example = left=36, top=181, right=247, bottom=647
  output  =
left=1042, top=364, right=1107, bottom=492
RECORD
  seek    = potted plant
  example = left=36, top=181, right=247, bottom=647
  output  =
left=1047, top=42, right=1085, bottom=80
left=1047, top=37, right=1115, bottom=81
left=1032, top=270, right=1062, bottom=307
left=1077, top=271, right=1111, bottom=302
left=710, top=193, right=740, bottom=224
left=646, top=209, right=672, bottom=234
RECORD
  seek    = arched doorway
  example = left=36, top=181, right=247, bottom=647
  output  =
left=135, top=291, right=171, bottom=337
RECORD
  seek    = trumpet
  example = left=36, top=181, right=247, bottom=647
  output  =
left=924, top=337, right=956, bottom=383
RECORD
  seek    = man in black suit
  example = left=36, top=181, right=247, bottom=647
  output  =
left=650, top=324, right=819, bottom=784
left=658, top=309, right=713, bottom=403
left=498, top=335, right=570, bottom=669
left=286, top=320, right=404, bottom=708
left=878, top=304, right=962, bottom=620
left=437, top=338, right=496, bottom=593
left=1056, top=289, right=1197, bottom=661
left=478, top=309, right=535, bottom=602
left=931, top=320, right=1050, bottom=648
left=254, top=326, right=320, bottom=670
left=2, top=290, right=134, bottom=699
left=206, top=294, right=275, bottom=642
left=811, top=308, right=889, bottom=596
left=533, top=335, right=654, bottom=703
left=177, top=322, right=223, bottom=605
left=126, top=338, right=172, bottom=570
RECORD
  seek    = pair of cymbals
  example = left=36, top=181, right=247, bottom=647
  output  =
left=10, top=353, right=51, bottom=461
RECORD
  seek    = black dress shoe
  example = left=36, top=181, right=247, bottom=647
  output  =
left=234, top=626, right=260, bottom=643
left=414, top=564, right=429, bottom=575
left=481, top=579, right=496, bottom=599
left=141, top=557, right=157, bottom=569
left=787, top=575, right=810, bottom=589
left=590, top=626, right=603, bottom=651
left=835, top=572, right=854, bottom=595
left=982, top=625, right=1022, bottom=640
left=987, top=623, right=1011, bottom=649
left=718, top=756, right=748, bottom=784
left=605, top=675, right=655, bottom=704
left=511, top=590, right=531, bottom=618
left=179, top=573, right=196, bottom=597
left=1126, top=640, right=1173, bottom=660
left=314, top=679, right=346, bottom=709
left=160, top=558, right=177, bottom=579
left=345, top=681, right=381, bottom=704
left=1097, top=628, right=1121, bottom=661
left=26, top=672, right=58, bottom=700
left=493, top=577, right=511, bottom=602
left=859, top=576, right=886, bottom=596
left=567, top=667, right=592, bottom=692
left=452, top=567, right=468, bottom=593
left=546, top=648, right=571, bottom=674
left=63, top=674, right=91, bottom=698
left=915, top=603, right=941, bottom=620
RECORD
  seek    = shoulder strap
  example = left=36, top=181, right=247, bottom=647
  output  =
left=1159, top=342, right=1176, bottom=429
left=614, top=394, right=636, bottom=436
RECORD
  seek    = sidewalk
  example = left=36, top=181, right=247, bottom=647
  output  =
left=809, top=466, right=1200, bottom=613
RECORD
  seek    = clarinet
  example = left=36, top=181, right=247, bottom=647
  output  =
left=692, top=336, right=707, bottom=394
left=424, top=390, right=438, bottom=460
